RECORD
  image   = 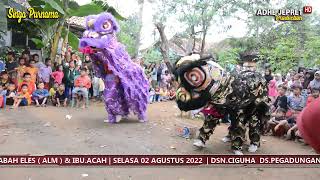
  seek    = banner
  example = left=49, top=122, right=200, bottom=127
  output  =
left=0, top=155, right=319, bottom=167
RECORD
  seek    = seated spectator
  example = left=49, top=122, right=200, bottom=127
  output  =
left=18, top=73, right=36, bottom=94
left=1, top=71, right=13, bottom=89
left=169, top=87, right=176, bottom=100
left=55, top=84, right=68, bottom=107
left=5, top=82, right=16, bottom=106
left=51, top=65, right=64, bottom=85
left=12, top=84, right=31, bottom=108
left=308, top=70, right=320, bottom=90
left=272, top=85, right=288, bottom=112
left=32, top=82, right=49, bottom=107
left=266, top=108, right=287, bottom=136
left=0, top=85, right=7, bottom=108
left=306, top=87, right=320, bottom=106
left=49, top=82, right=59, bottom=105
left=71, top=68, right=91, bottom=108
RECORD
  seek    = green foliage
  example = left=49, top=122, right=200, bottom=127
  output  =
left=143, top=48, right=162, bottom=63
left=117, top=15, right=141, bottom=57
left=216, top=48, right=241, bottom=68
left=31, top=38, right=45, bottom=49
left=68, top=3, right=104, bottom=17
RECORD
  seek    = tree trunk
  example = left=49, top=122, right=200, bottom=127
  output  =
left=135, top=0, right=144, bottom=58
left=200, top=26, right=207, bottom=56
left=155, top=22, right=173, bottom=73
left=50, top=21, right=64, bottom=61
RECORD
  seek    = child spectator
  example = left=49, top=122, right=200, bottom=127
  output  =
left=49, top=82, right=59, bottom=104
left=16, top=57, right=27, bottom=84
left=169, top=87, right=176, bottom=100
left=0, top=85, right=7, bottom=108
left=92, top=75, right=100, bottom=101
left=306, top=87, right=320, bottom=106
left=98, top=77, right=104, bottom=101
left=38, top=58, right=52, bottom=90
left=18, top=73, right=36, bottom=95
left=32, top=82, right=49, bottom=107
left=27, top=59, right=38, bottom=83
left=12, top=84, right=31, bottom=108
left=51, top=65, right=64, bottom=84
left=272, top=85, right=288, bottom=112
left=149, top=87, right=155, bottom=103
left=154, top=86, right=160, bottom=102
left=55, top=84, right=68, bottom=107
left=287, top=84, right=305, bottom=114
left=5, top=82, right=16, bottom=106
left=71, top=68, right=91, bottom=108
left=159, top=87, right=167, bottom=101
left=63, top=61, right=79, bottom=98
left=268, top=79, right=278, bottom=102
left=33, top=54, right=45, bottom=69
left=1, top=71, right=13, bottom=89
left=266, top=108, right=287, bottom=136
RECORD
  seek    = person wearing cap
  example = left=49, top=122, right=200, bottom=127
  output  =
left=308, top=71, right=320, bottom=90
left=297, top=97, right=320, bottom=153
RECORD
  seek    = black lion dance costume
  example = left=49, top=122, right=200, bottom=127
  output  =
left=174, top=54, right=270, bottom=155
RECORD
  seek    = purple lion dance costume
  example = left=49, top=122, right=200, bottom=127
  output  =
left=79, top=13, right=149, bottom=123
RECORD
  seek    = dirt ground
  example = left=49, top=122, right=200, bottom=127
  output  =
left=0, top=101, right=319, bottom=180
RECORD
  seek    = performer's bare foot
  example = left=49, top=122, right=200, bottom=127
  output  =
left=116, top=116, right=122, bottom=123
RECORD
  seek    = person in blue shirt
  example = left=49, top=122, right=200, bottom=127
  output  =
left=32, top=82, right=49, bottom=107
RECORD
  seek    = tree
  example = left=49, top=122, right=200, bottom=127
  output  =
left=118, top=15, right=142, bottom=57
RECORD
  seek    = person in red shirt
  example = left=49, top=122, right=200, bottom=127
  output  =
left=71, top=68, right=91, bottom=108
left=18, top=72, right=36, bottom=94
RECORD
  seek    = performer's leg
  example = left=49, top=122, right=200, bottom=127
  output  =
left=230, top=112, right=246, bottom=153
left=247, top=115, right=260, bottom=152
left=193, top=115, right=219, bottom=148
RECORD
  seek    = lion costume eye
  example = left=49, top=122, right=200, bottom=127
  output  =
left=184, top=67, right=205, bottom=88
left=102, top=20, right=112, bottom=31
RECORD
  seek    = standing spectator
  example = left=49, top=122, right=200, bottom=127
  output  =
left=27, top=59, right=38, bottom=83
left=32, top=82, right=49, bottom=107
left=264, top=69, right=273, bottom=84
left=33, top=54, right=45, bottom=69
left=16, top=57, right=27, bottom=84
left=51, top=65, right=64, bottom=85
left=6, top=52, right=18, bottom=80
left=308, top=71, right=320, bottom=90
left=268, top=79, right=278, bottom=102
left=161, top=70, right=172, bottom=89
left=274, top=73, right=283, bottom=87
left=150, top=64, right=158, bottom=88
left=0, top=58, right=5, bottom=72
left=303, top=71, right=313, bottom=89
left=157, top=63, right=163, bottom=86
left=38, top=58, right=52, bottom=90
left=63, top=61, right=79, bottom=99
